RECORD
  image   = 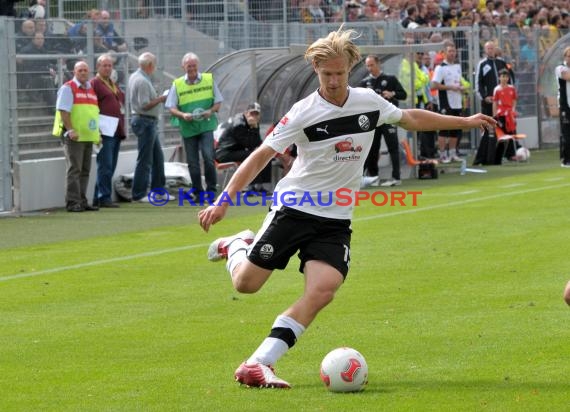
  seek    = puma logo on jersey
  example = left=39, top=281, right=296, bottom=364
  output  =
left=316, top=125, right=329, bottom=135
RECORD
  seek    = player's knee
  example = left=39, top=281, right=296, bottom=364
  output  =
left=564, top=285, right=570, bottom=306
left=310, top=288, right=337, bottom=309
left=232, top=269, right=264, bottom=293
left=232, top=276, right=261, bottom=294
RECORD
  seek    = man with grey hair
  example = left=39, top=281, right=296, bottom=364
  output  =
left=91, top=53, right=125, bottom=207
left=166, top=52, right=223, bottom=202
left=128, top=52, right=169, bottom=202
left=53, top=60, right=100, bottom=212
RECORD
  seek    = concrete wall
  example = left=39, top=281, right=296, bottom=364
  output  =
left=13, top=146, right=179, bottom=212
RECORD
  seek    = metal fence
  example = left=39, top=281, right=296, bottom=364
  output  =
left=0, top=11, right=560, bottom=212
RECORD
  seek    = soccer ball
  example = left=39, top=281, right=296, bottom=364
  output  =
left=320, top=347, right=368, bottom=392
left=516, top=147, right=530, bottom=161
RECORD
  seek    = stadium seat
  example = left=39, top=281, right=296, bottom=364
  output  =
left=495, top=127, right=527, bottom=164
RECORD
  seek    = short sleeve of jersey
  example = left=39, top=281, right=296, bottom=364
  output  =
left=376, top=93, right=402, bottom=125
left=556, top=65, right=569, bottom=79
left=263, top=102, right=305, bottom=154
left=432, top=65, right=444, bottom=84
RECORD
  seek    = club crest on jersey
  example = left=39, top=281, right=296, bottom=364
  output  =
left=358, top=115, right=370, bottom=131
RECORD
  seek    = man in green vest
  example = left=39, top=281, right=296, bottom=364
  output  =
left=53, top=60, right=100, bottom=212
left=166, top=52, right=223, bottom=201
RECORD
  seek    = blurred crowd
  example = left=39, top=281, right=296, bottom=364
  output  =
left=7, top=0, right=567, bottom=110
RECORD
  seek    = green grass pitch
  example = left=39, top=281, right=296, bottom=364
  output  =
left=1, top=150, right=569, bottom=411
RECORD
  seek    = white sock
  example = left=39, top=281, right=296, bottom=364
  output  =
left=247, top=315, right=306, bottom=366
left=226, top=239, right=248, bottom=277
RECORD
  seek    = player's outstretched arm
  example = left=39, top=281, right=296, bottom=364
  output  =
left=198, top=144, right=277, bottom=232
left=398, top=109, right=496, bottom=132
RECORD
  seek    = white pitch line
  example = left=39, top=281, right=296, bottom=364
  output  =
left=2, top=181, right=570, bottom=282
left=500, top=183, right=526, bottom=188
left=0, top=243, right=208, bottom=282
left=544, top=177, right=565, bottom=182
left=455, top=190, right=479, bottom=195
left=353, top=182, right=570, bottom=222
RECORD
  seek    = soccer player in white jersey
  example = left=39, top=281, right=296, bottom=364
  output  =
left=198, top=27, right=496, bottom=389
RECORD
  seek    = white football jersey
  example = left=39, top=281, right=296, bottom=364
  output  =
left=432, top=62, right=463, bottom=109
left=263, top=87, right=402, bottom=219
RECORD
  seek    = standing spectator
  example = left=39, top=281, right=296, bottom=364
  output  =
left=474, top=41, right=511, bottom=165
left=198, top=27, right=496, bottom=389
left=215, top=102, right=272, bottom=191
left=91, top=54, right=125, bottom=208
left=359, top=55, right=407, bottom=187
left=419, top=52, right=439, bottom=159
left=53, top=61, right=100, bottom=212
left=431, top=44, right=468, bottom=163
left=555, top=47, right=570, bottom=168
left=493, top=68, right=518, bottom=163
left=128, top=52, right=169, bottom=202
left=166, top=52, right=222, bottom=200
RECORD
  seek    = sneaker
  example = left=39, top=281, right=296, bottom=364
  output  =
left=207, top=229, right=255, bottom=262
left=234, top=362, right=291, bottom=389
left=360, top=176, right=379, bottom=188
left=380, top=179, right=402, bottom=187
left=450, top=154, right=463, bottom=162
left=562, top=162, right=570, bottom=168
left=439, top=155, right=450, bottom=164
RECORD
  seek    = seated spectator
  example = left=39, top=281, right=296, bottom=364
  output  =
left=16, top=19, right=35, bottom=52
left=345, top=1, right=363, bottom=21
left=299, top=0, right=325, bottom=23
left=68, top=9, right=101, bottom=53
left=95, top=10, right=128, bottom=52
left=215, top=102, right=272, bottom=192
left=18, top=32, right=57, bottom=105
left=26, top=0, right=46, bottom=19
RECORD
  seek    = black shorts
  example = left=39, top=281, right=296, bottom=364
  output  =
left=438, top=108, right=462, bottom=138
left=247, top=207, right=352, bottom=278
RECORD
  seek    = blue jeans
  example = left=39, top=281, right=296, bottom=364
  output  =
left=183, top=131, right=217, bottom=193
left=131, top=116, right=165, bottom=200
left=93, top=135, right=121, bottom=204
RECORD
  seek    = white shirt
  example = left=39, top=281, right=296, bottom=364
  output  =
left=432, top=62, right=463, bottom=109
left=555, top=64, right=570, bottom=108
left=263, top=87, right=402, bottom=220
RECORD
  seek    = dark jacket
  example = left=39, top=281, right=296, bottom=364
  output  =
left=475, top=57, right=513, bottom=101
left=358, top=72, right=407, bottom=106
left=215, top=113, right=261, bottom=162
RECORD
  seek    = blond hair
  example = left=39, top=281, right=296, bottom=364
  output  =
left=304, top=27, right=361, bottom=69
